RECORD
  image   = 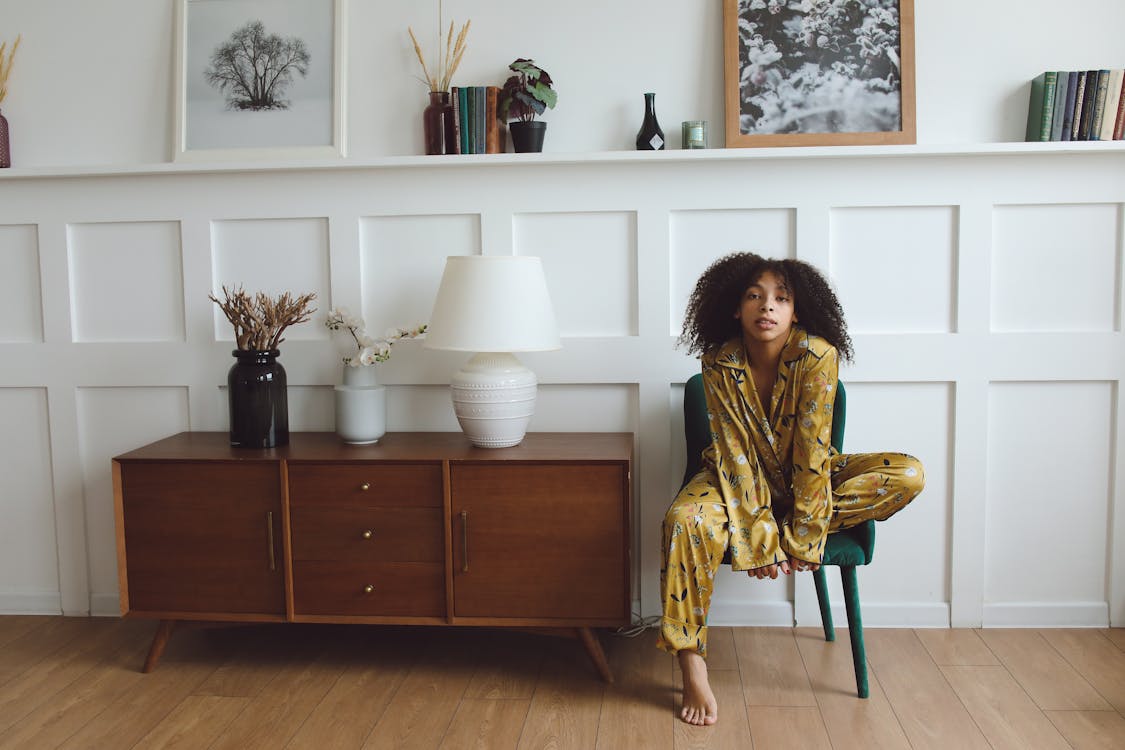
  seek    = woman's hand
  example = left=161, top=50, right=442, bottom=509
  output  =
left=748, top=560, right=791, bottom=579
left=791, top=560, right=821, bottom=572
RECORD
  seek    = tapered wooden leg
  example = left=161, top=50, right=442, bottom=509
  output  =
left=576, top=627, right=614, bottom=683
left=142, top=619, right=176, bottom=673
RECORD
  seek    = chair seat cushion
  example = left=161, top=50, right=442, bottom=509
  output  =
left=822, top=531, right=869, bottom=567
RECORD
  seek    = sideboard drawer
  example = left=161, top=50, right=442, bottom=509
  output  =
left=293, top=561, right=445, bottom=617
left=290, top=506, right=443, bottom=562
left=288, top=463, right=442, bottom=508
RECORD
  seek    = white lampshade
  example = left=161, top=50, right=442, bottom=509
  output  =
left=425, top=256, right=561, bottom=352
left=425, top=256, right=561, bottom=448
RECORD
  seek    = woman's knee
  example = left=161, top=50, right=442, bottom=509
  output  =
left=898, top=454, right=925, bottom=497
left=664, top=501, right=704, bottom=535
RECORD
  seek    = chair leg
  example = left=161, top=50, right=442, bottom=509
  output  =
left=839, top=565, right=869, bottom=699
left=813, top=567, right=835, bottom=642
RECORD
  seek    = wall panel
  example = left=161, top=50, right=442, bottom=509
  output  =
left=984, top=381, right=1114, bottom=626
left=0, top=225, right=43, bottom=343
left=992, top=204, right=1120, bottom=332
left=211, top=218, right=332, bottom=342
left=830, top=206, right=958, bottom=334
left=0, top=388, right=58, bottom=612
left=513, top=212, right=638, bottom=337
left=68, top=221, right=184, bottom=343
left=75, top=386, right=191, bottom=615
left=668, top=208, right=795, bottom=335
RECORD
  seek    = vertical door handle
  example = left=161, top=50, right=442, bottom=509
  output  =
left=460, top=510, right=469, bottom=573
left=266, top=511, right=277, bottom=571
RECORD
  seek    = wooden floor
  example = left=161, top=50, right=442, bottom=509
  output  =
left=1, top=617, right=1124, bottom=749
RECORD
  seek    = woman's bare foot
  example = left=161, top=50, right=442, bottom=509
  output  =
left=677, top=649, right=718, bottom=725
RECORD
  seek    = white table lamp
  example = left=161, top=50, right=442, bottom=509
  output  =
left=425, top=256, right=561, bottom=448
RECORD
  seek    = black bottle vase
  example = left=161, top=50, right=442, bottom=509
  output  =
left=636, top=92, right=665, bottom=150
left=228, top=349, right=289, bottom=448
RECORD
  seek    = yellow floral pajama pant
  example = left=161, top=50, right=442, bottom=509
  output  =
left=657, top=452, right=924, bottom=656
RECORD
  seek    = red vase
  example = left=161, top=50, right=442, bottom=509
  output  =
left=422, top=91, right=455, bottom=155
left=0, top=110, right=10, bottom=169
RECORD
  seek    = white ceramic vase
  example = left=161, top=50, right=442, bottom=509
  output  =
left=335, top=366, right=386, bottom=444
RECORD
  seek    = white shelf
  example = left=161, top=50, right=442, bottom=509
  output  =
left=1, top=140, right=1123, bottom=180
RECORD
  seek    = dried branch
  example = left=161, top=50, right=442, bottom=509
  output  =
left=209, top=285, right=317, bottom=351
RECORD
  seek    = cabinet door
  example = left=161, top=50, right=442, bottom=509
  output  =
left=120, top=461, right=284, bottom=615
left=451, top=463, right=628, bottom=621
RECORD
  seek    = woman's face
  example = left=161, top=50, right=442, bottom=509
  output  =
left=735, top=270, right=796, bottom=347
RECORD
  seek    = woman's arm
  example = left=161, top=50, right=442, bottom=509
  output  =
left=782, top=345, right=838, bottom=564
left=700, top=355, right=786, bottom=572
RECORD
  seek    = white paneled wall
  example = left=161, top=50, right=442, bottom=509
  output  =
left=0, top=148, right=1123, bottom=630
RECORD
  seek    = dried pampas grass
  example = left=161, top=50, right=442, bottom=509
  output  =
left=408, top=3, right=469, bottom=92
left=0, top=35, right=21, bottom=105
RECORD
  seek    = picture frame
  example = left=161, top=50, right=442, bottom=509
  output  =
left=172, top=0, right=347, bottom=162
left=723, top=0, right=915, bottom=148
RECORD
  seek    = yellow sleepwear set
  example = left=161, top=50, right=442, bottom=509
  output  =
left=658, top=327, right=924, bottom=656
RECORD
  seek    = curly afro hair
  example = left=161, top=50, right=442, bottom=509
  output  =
left=678, top=252, right=853, bottom=362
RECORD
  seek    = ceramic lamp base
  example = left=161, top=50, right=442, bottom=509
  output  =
left=450, top=352, right=538, bottom=448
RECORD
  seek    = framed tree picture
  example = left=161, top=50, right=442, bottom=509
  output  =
left=723, top=0, right=915, bottom=148
left=173, top=0, right=347, bottom=161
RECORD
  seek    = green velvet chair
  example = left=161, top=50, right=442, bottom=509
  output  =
left=681, top=373, right=874, bottom=698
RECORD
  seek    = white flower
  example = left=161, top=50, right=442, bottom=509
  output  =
left=736, top=454, right=748, bottom=465
left=797, top=524, right=809, bottom=537
left=326, top=311, right=426, bottom=368
left=905, top=467, right=917, bottom=477
left=692, top=607, right=705, bottom=616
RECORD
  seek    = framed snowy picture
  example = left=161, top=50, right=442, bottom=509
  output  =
left=723, top=0, right=915, bottom=148
left=172, top=0, right=347, bottom=162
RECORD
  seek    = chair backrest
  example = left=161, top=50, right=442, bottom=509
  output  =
left=681, top=373, right=847, bottom=489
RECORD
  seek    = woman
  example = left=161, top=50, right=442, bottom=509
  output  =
left=660, top=253, right=924, bottom=726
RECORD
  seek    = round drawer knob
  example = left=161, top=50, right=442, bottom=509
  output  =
left=363, top=584, right=374, bottom=594
left=360, top=482, right=371, bottom=491
left=362, top=529, right=373, bottom=540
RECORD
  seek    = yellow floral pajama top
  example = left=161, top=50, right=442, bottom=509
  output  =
left=658, top=327, right=924, bottom=656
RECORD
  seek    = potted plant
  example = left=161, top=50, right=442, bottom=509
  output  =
left=209, top=286, right=317, bottom=448
left=325, top=308, right=426, bottom=443
left=499, top=58, right=557, bottom=153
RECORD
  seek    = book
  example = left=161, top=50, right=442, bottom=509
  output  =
left=1049, top=71, right=1069, bottom=141
left=475, top=86, right=486, bottom=154
left=1061, top=71, right=1079, bottom=141
left=1077, top=69, right=1099, bottom=140
left=1070, top=72, right=1087, bottom=140
left=450, top=87, right=463, bottom=154
left=458, top=87, right=470, bottom=154
left=1090, top=69, right=1111, bottom=140
left=468, top=86, right=479, bottom=154
left=1025, top=71, right=1057, bottom=141
left=1115, top=71, right=1125, bottom=139
left=485, top=86, right=500, bottom=154
left=1099, top=69, right=1123, bottom=141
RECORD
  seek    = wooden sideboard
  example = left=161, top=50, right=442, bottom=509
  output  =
left=112, top=432, right=633, bottom=680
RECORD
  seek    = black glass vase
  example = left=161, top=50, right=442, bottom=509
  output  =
left=636, top=92, right=665, bottom=150
left=227, top=349, right=289, bottom=448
